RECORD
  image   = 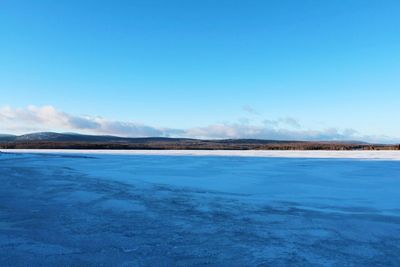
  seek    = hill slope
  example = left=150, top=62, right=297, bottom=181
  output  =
left=0, top=132, right=397, bottom=150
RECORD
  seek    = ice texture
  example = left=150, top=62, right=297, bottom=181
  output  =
left=0, top=151, right=400, bottom=266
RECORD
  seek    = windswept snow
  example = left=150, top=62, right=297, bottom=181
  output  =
left=2, top=149, right=400, bottom=160
left=0, top=152, right=400, bottom=266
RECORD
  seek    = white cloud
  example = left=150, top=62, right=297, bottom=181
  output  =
left=0, top=105, right=163, bottom=137
left=0, top=105, right=397, bottom=143
left=185, top=123, right=357, bottom=140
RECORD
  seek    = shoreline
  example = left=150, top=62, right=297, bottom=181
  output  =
left=2, top=149, right=400, bottom=160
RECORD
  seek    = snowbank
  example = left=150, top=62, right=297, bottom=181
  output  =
left=2, top=149, right=400, bottom=160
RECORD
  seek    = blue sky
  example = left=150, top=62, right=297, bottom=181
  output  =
left=1, top=0, right=399, bottom=142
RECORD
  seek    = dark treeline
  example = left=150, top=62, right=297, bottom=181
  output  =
left=1, top=140, right=399, bottom=150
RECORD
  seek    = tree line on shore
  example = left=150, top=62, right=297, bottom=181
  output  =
left=1, top=141, right=399, bottom=150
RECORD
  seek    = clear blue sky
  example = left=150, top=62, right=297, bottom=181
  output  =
left=1, top=0, right=399, bottom=141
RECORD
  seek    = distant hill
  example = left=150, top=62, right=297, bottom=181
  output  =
left=0, top=132, right=397, bottom=150
left=0, top=134, right=17, bottom=142
left=0, top=132, right=194, bottom=143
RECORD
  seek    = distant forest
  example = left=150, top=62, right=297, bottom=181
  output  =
left=1, top=140, right=399, bottom=150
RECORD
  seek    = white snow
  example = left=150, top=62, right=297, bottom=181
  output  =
left=2, top=149, right=400, bottom=160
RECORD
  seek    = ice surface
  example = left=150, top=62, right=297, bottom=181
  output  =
left=0, top=151, right=400, bottom=266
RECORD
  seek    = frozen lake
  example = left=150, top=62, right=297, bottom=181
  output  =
left=1, top=151, right=400, bottom=266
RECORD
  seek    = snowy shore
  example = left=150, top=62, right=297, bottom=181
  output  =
left=2, top=149, right=400, bottom=160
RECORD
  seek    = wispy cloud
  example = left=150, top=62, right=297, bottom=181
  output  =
left=242, top=105, right=260, bottom=116
left=0, top=105, right=397, bottom=143
left=263, top=117, right=301, bottom=129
